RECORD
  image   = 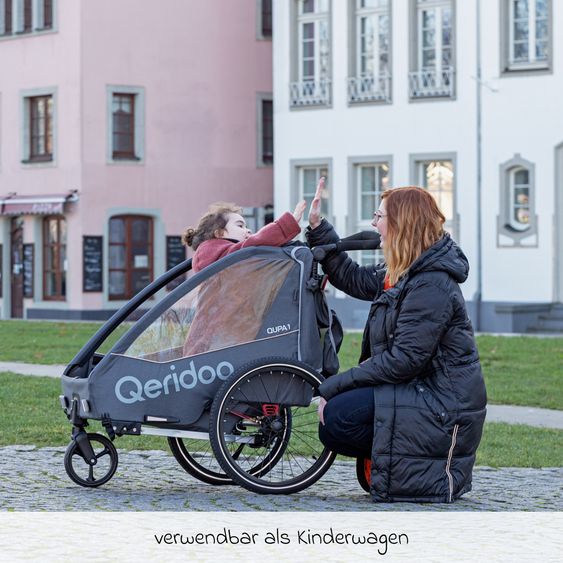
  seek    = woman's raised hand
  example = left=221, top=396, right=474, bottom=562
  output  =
left=308, top=177, right=325, bottom=230
left=293, top=199, right=307, bottom=223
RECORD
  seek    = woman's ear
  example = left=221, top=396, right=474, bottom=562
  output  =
left=214, top=229, right=224, bottom=239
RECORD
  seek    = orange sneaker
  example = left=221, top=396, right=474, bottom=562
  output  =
left=356, top=457, right=371, bottom=493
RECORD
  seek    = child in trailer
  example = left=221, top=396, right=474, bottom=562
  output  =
left=182, top=200, right=306, bottom=272
left=181, top=200, right=307, bottom=356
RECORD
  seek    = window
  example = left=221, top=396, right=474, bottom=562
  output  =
left=112, top=94, right=135, bottom=160
left=348, top=0, right=391, bottom=104
left=257, top=95, right=273, bottom=166
left=411, top=156, right=457, bottom=239
left=107, top=86, right=145, bottom=163
left=108, top=215, right=153, bottom=300
left=502, top=0, right=550, bottom=72
left=43, top=216, right=66, bottom=300
left=22, top=93, right=54, bottom=163
left=0, top=0, right=53, bottom=35
left=1, top=0, right=13, bottom=35
left=300, top=166, right=330, bottom=216
left=409, top=0, right=455, bottom=99
left=259, top=0, right=272, bottom=38
left=498, top=155, right=537, bottom=246
left=290, top=0, right=331, bottom=107
left=355, top=161, right=389, bottom=265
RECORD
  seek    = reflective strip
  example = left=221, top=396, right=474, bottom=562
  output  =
left=445, top=424, right=459, bottom=503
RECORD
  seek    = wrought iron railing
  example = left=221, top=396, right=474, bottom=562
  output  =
left=347, top=74, right=391, bottom=103
left=408, top=66, right=454, bottom=99
left=289, top=79, right=332, bottom=107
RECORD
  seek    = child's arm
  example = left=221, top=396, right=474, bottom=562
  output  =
left=234, top=209, right=302, bottom=249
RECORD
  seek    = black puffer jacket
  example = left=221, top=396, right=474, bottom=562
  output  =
left=307, top=220, right=487, bottom=503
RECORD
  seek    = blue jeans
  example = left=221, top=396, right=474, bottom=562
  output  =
left=318, top=387, right=374, bottom=458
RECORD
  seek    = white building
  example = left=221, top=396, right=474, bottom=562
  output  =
left=273, top=0, right=562, bottom=333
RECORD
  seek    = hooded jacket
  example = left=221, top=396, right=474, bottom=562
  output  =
left=307, top=220, right=487, bottom=503
left=192, top=212, right=300, bottom=272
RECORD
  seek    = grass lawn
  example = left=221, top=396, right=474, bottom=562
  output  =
left=1, top=371, right=562, bottom=468
left=339, top=333, right=563, bottom=410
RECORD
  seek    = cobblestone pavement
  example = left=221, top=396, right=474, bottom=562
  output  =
left=1, top=445, right=561, bottom=511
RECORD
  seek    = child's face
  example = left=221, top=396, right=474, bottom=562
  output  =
left=220, top=213, right=252, bottom=242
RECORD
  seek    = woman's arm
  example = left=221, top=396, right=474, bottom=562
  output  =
left=319, top=278, right=453, bottom=400
left=306, top=219, right=383, bottom=301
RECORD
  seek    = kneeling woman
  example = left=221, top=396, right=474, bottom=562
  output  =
left=307, top=182, right=487, bottom=503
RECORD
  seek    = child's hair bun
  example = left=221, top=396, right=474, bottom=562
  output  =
left=182, top=228, right=197, bottom=247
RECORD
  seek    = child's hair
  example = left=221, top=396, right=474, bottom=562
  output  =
left=182, top=202, right=243, bottom=250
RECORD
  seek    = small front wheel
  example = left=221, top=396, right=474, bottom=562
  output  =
left=64, top=433, right=118, bottom=488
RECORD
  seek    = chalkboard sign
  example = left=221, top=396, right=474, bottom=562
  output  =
left=23, top=244, right=34, bottom=298
left=83, top=236, right=103, bottom=292
left=166, top=236, right=187, bottom=290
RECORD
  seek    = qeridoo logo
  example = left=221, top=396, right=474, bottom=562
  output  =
left=114, top=360, right=234, bottom=404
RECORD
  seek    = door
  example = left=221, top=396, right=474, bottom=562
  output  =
left=10, top=217, right=24, bottom=318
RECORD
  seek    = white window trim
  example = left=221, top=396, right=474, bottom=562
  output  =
left=20, top=86, right=57, bottom=168
left=348, top=0, right=392, bottom=104
left=409, top=152, right=458, bottom=240
left=290, top=0, right=332, bottom=108
left=106, top=85, right=145, bottom=165
left=408, top=0, right=456, bottom=100
left=290, top=158, right=333, bottom=226
left=501, top=0, right=552, bottom=74
left=256, top=92, right=273, bottom=168
left=497, top=154, right=538, bottom=246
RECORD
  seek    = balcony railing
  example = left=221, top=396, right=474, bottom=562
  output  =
left=347, top=74, right=391, bottom=103
left=289, top=79, right=332, bottom=107
left=409, top=66, right=455, bottom=99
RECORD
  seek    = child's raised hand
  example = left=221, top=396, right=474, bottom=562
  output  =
left=293, top=199, right=307, bottom=223
left=308, top=177, right=325, bottom=230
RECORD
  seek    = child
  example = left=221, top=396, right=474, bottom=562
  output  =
left=183, top=200, right=306, bottom=272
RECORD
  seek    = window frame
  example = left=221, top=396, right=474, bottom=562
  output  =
left=0, top=0, right=54, bottom=36
left=408, top=0, right=456, bottom=100
left=256, top=93, right=273, bottom=167
left=28, top=94, right=53, bottom=162
left=500, top=0, right=552, bottom=74
left=20, top=87, right=57, bottom=166
left=290, top=158, right=333, bottom=225
left=497, top=154, right=538, bottom=246
left=42, top=215, right=66, bottom=301
left=289, top=0, right=332, bottom=108
left=108, top=215, right=154, bottom=301
left=256, top=0, right=272, bottom=40
left=348, top=0, right=392, bottom=104
left=410, top=152, right=458, bottom=240
left=348, top=155, right=392, bottom=266
left=106, top=85, right=145, bottom=164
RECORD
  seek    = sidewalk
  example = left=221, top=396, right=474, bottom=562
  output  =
left=2, top=360, right=562, bottom=430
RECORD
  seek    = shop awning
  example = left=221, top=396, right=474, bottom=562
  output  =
left=0, top=192, right=78, bottom=216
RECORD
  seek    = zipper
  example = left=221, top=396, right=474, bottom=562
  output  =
left=445, top=424, right=459, bottom=502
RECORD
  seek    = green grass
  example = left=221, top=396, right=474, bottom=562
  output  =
left=1, top=371, right=562, bottom=467
left=339, top=332, right=563, bottom=410
left=0, top=320, right=127, bottom=364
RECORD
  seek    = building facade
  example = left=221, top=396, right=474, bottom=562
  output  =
left=0, top=0, right=274, bottom=320
left=273, top=0, right=562, bottom=332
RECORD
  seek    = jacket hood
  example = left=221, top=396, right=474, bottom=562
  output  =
left=408, top=233, right=469, bottom=283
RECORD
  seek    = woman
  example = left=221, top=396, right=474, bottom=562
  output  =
left=307, top=180, right=487, bottom=503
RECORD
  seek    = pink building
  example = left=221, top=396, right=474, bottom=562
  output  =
left=0, top=0, right=273, bottom=319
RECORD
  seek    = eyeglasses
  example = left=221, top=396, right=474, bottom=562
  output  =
left=373, top=211, right=387, bottom=221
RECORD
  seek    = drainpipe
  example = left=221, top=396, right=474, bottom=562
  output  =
left=474, top=0, right=483, bottom=331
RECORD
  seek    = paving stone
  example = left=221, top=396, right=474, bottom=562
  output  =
left=1, top=446, right=561, bottom=512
